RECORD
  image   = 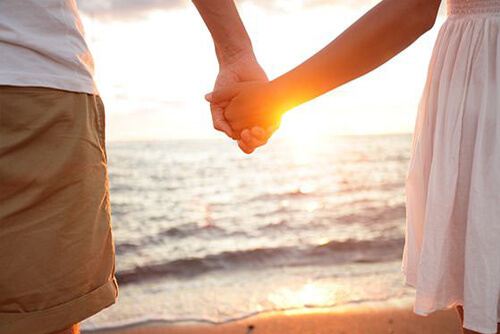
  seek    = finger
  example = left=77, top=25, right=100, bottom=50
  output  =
left=211, top=104, right=234, bottom=137
left=206, top=85, right=241, bottom=104
left=227, top=119, right=252, bottom=134
left=240, top=129, right=253, bottom=145
left=231, top=131, right=242, bottom=140
left=250, top=126, right=266, bottom=140
left=252, top=136, right=268, bottom=147
left=250, top=127, right=270, bottom=145
left=242, top=128, right=267, bottom=148
left=237, top=140, right=255, bottom=154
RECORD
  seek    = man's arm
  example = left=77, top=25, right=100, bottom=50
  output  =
left=193, top=0, right=254, bottom=67
left=193, top=0, right=270, bottom=153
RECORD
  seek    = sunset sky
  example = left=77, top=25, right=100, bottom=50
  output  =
left=77, top=0, right=447, bottom=141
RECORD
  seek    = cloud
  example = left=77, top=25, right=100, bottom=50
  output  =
left=246, top=0, right=376, bottom=10
left=77, top=0, right=375, bottom=20
left=76, top=0, right=188, bottom=19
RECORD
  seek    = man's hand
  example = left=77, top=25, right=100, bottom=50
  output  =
left=193, top=0, right=275, bottom=154
left=210, top=51, right=266, bottom=136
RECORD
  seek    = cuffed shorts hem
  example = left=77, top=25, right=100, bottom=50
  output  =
left=0, top=278, right=118, bottom=334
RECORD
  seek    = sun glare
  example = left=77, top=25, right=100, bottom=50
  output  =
left=268, top=283, right=334, bottom=308
left=80, top=1, right=440, bottom=141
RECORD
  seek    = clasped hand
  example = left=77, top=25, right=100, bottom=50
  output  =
left=207, top=81, right=283, bottom=153
left=204, top=54, right=283, bottom=154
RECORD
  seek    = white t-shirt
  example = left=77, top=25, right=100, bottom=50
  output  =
left=0, top=0, right=97, bottom=95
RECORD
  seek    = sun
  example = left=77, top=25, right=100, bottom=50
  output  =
left=279, top=105, right=332, bottom=140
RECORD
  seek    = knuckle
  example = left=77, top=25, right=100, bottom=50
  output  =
left=213, top=122, right=222, bottom=131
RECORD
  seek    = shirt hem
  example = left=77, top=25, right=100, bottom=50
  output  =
left=0, top=72, right=98, bottom=95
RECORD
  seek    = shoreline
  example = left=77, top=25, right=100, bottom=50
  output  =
left=82, top=298, right=462, bottom=334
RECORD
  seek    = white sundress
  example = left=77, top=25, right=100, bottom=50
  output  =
left=403, top=0, right=500, bottom=333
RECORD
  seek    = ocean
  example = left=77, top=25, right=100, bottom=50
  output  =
left=81, top=134, right=416, bottom=331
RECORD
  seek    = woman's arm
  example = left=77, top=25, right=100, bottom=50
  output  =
left=273, top=0, right=442, bottom=109
left=210, top=0, right=442, bottom=132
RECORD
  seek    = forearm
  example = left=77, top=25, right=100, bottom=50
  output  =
left=192, top=0, right=254, bottom=66
left=272, top=0, right=442, bottom=111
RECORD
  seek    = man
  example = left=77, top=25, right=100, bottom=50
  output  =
left=0, top=1, right=265, bottom=333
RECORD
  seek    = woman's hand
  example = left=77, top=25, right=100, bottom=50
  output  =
left=238, top=126, right=277, bottom=154
left=208, top=81, right=284, bottom=134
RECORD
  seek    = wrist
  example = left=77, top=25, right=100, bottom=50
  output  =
left=216, top=43, right=255, bottom=67
left=269, top=79, right=293, bottom=117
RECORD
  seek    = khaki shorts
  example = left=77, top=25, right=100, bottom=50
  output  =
left=0, top=86, right=118, bottom=334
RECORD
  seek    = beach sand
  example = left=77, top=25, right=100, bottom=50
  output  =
left=88, top=301, right=462, bottom=334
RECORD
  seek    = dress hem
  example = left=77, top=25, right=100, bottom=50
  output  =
left=403, top=272, right=499, bottom=333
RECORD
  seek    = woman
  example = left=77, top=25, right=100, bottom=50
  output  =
left=208, top=0, right=500, bottom=332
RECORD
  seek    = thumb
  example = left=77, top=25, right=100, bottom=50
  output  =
left=205, top=85, right=241, bottom=104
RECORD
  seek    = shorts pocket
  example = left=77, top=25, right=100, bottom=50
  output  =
left=94, top=96, right=108, bottom=161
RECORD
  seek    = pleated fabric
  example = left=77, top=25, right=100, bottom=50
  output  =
left=403, top=3, right=500, bottom=333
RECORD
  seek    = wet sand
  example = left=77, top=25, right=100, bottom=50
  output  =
left=87, top=301, right=462, bottom=334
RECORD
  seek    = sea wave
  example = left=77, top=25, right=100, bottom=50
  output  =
left=115, top=237, right=404, bottom=285
left=114, top=223, right=245, bottom=254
